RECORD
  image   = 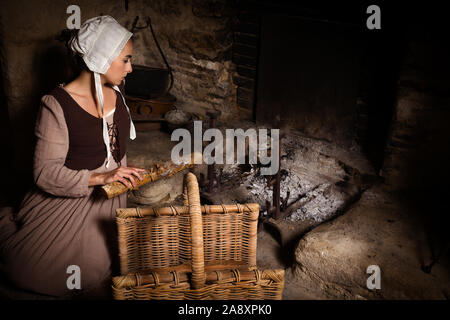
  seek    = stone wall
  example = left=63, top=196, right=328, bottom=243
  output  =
left=0, top=0, right=238, bottom=189
left=130, top=0, right=238, bottom=118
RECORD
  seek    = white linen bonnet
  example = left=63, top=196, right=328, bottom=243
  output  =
left=68, top=15, right=136, bottom=168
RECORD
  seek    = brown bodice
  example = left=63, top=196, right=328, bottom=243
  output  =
left=49, top=85, right=130, bottom=170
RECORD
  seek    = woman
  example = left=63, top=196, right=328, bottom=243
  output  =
left=0, top=16, right=146, bottom=297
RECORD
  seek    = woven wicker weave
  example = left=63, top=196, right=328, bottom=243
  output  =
left=116, top=175, right=259, bottom=275
left=112, top=268, right=284, bottom=300
left=112, top=172, right=284, bottom=300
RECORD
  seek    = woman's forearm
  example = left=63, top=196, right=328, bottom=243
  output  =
left=88, top=172, right=104, bottom=186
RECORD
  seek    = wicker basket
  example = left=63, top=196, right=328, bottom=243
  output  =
left=112, top=172, right=284, bottom=300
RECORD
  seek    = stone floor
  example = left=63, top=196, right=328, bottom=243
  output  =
left=1, top=127, right=449, bottom=300
left=259, top=184, right=450, bottom=300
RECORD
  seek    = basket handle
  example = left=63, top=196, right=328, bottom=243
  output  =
left=183, top=172, right=205, bottom=289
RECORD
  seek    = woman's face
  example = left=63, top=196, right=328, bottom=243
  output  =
left=104, top=39, right=133, bottom=86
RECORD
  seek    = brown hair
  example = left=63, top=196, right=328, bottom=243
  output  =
left=55, top=28, right=88, bottom=82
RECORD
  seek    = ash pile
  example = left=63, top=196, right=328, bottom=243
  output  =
left=214, top=130, right=378, bottom=224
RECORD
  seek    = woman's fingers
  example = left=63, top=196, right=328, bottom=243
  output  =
left=117, top=177, right=132, bottom=188
left=121, top=172, right=137, bottom=187
left=129, top=167, right=147, bottom=173
left=123, top=167, right=146, bottom=181
left=113, top=170, right=133, bottom=188
left=130, top=169, right=144, bottom=181
left=108, top=166, right=147, bottom=187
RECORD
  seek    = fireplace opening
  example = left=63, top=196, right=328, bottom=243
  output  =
left=234, top=1, right=407, bottom=174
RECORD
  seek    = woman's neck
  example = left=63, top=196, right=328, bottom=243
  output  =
left=64, top=70, right=114, bottom=116
left=75, top=70, right=109, bottom=92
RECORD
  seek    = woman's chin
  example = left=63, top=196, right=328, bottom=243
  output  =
left=110, top=79, right=123, bottom=86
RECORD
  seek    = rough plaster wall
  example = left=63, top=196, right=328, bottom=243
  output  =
left=0, top=0, right=74, bottom=176
left=0, top=0, right=238, bottom=178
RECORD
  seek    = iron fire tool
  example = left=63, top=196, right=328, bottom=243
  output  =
left=264, top=130, right=282, bottom=220
left=264, top=132, right=303, bottom=221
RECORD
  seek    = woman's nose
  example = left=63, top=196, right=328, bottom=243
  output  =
left=127, top=63, right=133, bottom=73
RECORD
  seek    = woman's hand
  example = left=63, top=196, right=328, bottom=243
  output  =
left=89, top=166, right=147, bottom=187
